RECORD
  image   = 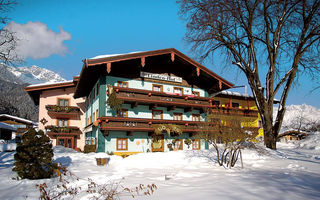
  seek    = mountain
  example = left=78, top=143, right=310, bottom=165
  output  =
left=0, top=63, right=66, bottom=84
left=0, top=63, right=66, bottom=121
left=274, top=104, right=320, bottom=133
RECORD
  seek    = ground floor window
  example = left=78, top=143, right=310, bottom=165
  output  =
left=192, top=139, right=201, bottom=150
left=117, top=138, right=128, bottom=150
left=174, top=139, right=183, bottom=150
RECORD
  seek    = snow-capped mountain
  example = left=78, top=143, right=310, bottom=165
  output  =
left=0, top=63, right=66, bottom=84
left=274, top=104, right=320, bottom=132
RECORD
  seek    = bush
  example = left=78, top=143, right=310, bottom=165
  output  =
left=13, top=128, right=57, bottom=179
left=84, top=144, right=96, bottom=153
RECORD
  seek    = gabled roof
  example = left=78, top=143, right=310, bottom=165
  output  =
left=74, top=48, right=233, bottom=98
left=0, top=114, right=37, bottom=126
left=24, top=76, right=79, bottom=105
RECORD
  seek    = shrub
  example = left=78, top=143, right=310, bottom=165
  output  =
left=13, top=128, right=57, bottom=179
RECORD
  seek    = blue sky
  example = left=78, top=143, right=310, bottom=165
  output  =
left=8, top=0, right=320, bottom=108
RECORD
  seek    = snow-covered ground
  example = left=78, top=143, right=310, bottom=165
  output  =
left=1, top=135, right=320, bottom=200
left=1, top=104, right=319, bottom=199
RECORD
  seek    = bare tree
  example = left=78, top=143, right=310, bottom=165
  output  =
left=196, top=113, right=258, bottom=168
left=0, top=0, right=19, bottom=63
left=178, top=0, right=320, bottom=149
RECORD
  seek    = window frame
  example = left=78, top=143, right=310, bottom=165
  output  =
left=117, top=81, right=129, bottom=88
left=152, top=109, right=163, bottom=120
left=192, top=114, right=200, bottom=122
left=57, top=118, right=69, bottom=127
left=173, top=112, right=183, bottom=121
left=57, top=98, right=70, bottom=107
left=173, top=87, right=184, bottom=95
left=174, top=139, right=183, bottom=150
left=192, top=91, right=200, bottom=97
left=152, top=84, right=163, bottom=92
left=192, top=139, right=201, bottom=150
left=116, top=138, right=128, bottom=150
left=117, top=109, right=128, bottom=118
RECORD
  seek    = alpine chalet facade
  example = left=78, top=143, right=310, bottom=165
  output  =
left=72, top=48, right=262, bottom=156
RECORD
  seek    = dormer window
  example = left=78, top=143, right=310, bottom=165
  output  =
left=117, top=81, right=128, bottom=88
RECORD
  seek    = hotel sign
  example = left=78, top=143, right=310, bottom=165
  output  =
left=140, top=71, right=182, bottom=83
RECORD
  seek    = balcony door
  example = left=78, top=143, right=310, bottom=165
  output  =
left=152, top=135, right=164, bottom=152
left=57, top=137, right=74, bottom=149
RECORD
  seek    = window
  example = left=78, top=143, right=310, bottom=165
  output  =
left=117, top=81, right=128, bottom=88
left=93, top=112, right=95, bottom=122
left=174, top=139, right=183, bottom=150
left=152, top=84, right=163, bottom=92
left=192, top=91, right=200, bottom=97
left=232, top=102, right=240, bottom=108
left=212, top=100, right=220, bottom=106
left=57, top=119, right=68, bottom=127
left=152, top=110, right=163, bottom=120
left=117, top=138, right=128, bottom=150
left=117, top=109, right=128, bottom=118
left=58, top=98, right=69, bottom=106
left=96, top=109, right=99, bottom=121
left=173, top=113, right=183, bottom=120
left=192, top=139, right=201, bottom=150
left=173, top=87, right=183, bottom=95
left=192, top=114, right=200, bottom=121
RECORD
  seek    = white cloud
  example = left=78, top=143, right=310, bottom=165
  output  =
left=5, top=21, right=71, bottom=59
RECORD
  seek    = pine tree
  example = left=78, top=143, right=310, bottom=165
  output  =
left=13, top=128, right=57, bottom=179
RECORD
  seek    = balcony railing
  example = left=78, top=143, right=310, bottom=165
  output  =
left=114, top=86, right=211, bottom=111
left=211, top=106, right=258, bottom=117
left=113, top=87, right=259, bottom=117
left=45, top=125, right=81, bottom=137
left=46, top=105, right=81, bottom=118
left=98, top=116, right=259, bottom=136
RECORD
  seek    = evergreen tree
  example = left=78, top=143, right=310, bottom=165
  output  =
left=13, top=128, right=57, bottom=179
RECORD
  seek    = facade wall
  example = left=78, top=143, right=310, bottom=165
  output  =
left=38, top=87, right=86, bottom=150
left=84, top=74, right=261, bottom=154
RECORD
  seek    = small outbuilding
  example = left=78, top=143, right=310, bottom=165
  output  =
left=0, top=122, right=17, bottom=141
left=277, top=130, right=308, bottom=142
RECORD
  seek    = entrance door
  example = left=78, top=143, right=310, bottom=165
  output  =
left=152, top=135, right=164, bottom=152
left=57, top=137, right=74, bottom=149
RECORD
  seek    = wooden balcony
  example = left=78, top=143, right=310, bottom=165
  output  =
left=45, top=125, right=81, bottom=138
left=114, top=86, right=211, bottom=112
left=211, top=106, right=259, bottom=117
left=46, top=105, right=81, bottom=118
left=113, top=86, right=259, bottom=116
left=98, top=116, right=259, bottom=136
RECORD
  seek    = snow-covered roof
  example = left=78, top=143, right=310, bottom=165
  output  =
left=0, top=114, right=37, bottom=125
left=0, top=122, right=17, bottom=131
left=90, top=51, right=142, bottom=60
left=214, top=90, right=253, bottom=98
left=27, top=80, right=74, bottom=88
